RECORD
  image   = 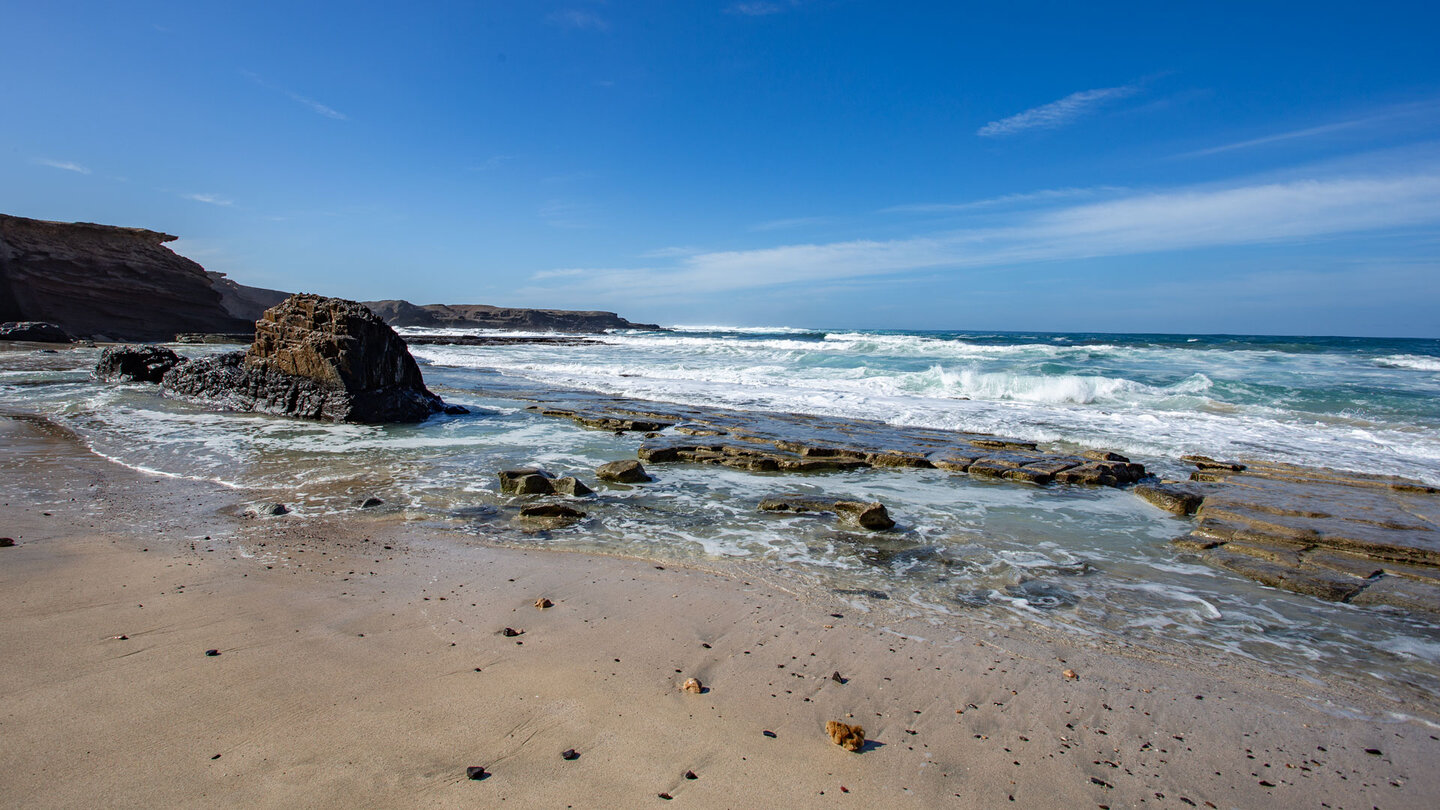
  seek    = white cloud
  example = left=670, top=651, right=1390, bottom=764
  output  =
left=1181, top=101, right=1440, bottom=158
left=752, top=216, right=829, bottom=231
left=243, top=70, right=348, bottom=120
left=523, top=166, right=1440, bottom=301
left=182, top=193, right=234, bottom=206
left=547, top=9, right=610, bottom=30
left=727, top=2, right=786, bottom=15
left=978, top=85, right=1139, bottom=137
left=33, top=158, right=91, bottom=174
left=880, top=187, right=1124, bottom=214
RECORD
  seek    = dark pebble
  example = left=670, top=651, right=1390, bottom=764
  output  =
left=502, top=628, right=523, bottom=637
left=211, top=754, right=221, bottom=760
left=762, top=730, right=777, bottom=738
left=205, top=649, right=220, bottom=656
left=1365, top=748, right=1383, bottom=755
left=658, top=794, right=673, bottom=801
left=1090, top=777, right=1112, bottom=788
left=0, top=538, right=15, bottom=547
left=701, top=643, right=711, bottom=649
left=831, top=671, right=846, bottom=684
left=466, top=766, right=489, bottom=781
left=684, top=770, right=698, bottom=780
left=561, top=748, right=579, bottom=760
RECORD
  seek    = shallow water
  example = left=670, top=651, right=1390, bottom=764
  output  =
left=4, top=327, right=1439, bottom=709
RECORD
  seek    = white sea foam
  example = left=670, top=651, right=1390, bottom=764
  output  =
left=1375, top=354, right=1440, bottom=371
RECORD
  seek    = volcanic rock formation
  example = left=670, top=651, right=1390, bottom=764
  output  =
left=161, top=294, right=464, bottom=422
left=364, top=299, right=660, bottom=333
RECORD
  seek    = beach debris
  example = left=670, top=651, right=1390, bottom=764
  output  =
left=535, top=597, right=554, bottom=609
left=596, top=459, right=651, bottom=483
left=762, top=730, right=777, bottom=738
left=499, top=468, right=556, bottom=495
left=110, top=634, right=129, bottom=640
left=758, top=495, right=895, bottom=531
left=1063, top=669, right=1079, bottom=680
left=465, top=766, right=490, bottom=780
left=502, top=627, right=524, bottom=637
left=658, top=793, right=673, bottom=800
left=0, top=537, right=14, bottom=547
left=561, top=748, right=580, bottom=760
left=357, top=496, right=384, bottom=509
left=684, top=770, right=698, bottom=780
left=682, top=677, right=703, bottom=694
left=204, top=649, right=220, bottom=656
left=826, top=720, right=866, bottom=752
left=551, top=476, right=594, bottom=497
left=831, top=671, right=847, bottom=684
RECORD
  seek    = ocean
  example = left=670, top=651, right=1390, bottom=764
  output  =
left=4, top=326, right=1440, bottom=709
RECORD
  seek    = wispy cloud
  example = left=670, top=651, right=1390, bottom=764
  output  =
left=182, top=193, right=233, bottom=207
left=752, top=216, right=829, bottom=231
left=242, top=70, right=348, bottom=120
left=726, top=2, right=786, bottom=15
left=538, top=199, right=592, bottom=229
left=881, top=187, right=1125, bottom=214
left=523, top=164, right=1440, bottom=301
left=1181, top=101, right=1440, bottom=158
left=33, top=158, right=91, bottom=174
left=547, top=9, right=610, bottom=31
left=978, top=84, right=1139, bottom=137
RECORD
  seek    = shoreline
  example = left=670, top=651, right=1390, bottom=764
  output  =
left=3, top=411, right=1439, bottom=807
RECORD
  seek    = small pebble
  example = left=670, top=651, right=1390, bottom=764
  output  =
left=831, top=671, right=846, bottom=684
left=762, top=730, right=777, bottom=738
left=658, top=793, right=673, bottom=801
left=1063, top=669, right=1078, bottom=680
left=502, top=628, right=523, bottom=637
left=535, top=597, right=553, bottom=609
left=684, top=770, right=698, bottom=780
left=204, top=649, right=220, bottom=657
left=561, top=748, right=579, bottom=760
left=466, top=766, right=489, bottom=781
left=682, top=677, right=703, bottom=694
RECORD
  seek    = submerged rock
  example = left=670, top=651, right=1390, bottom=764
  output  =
left=95, top=345, right=186, bottom=383
left=517, top=503, right=586, bottom=527
left=551, top=476, right=594, bottom=497
left=1133, top=482, right=1208, bottom=515
left=758, top=494, right=895, bottom=530
left=499, top=469, right=555, bottom=495
left=161, top=295, right=461, bottom=423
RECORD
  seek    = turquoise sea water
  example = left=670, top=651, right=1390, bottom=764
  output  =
left=3, top=327, right=1439, bottom=710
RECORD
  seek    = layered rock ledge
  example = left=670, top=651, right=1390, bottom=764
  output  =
left=161, top=294, right=463, bottom=423
left=365, top=299, right=660, bottom=333
left=1156, top=457, right=1440, bottom=613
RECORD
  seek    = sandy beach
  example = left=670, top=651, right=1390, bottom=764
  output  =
left=2, top=411, right=1437, bottom=808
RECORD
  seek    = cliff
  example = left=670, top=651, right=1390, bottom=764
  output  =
left=0, top=214, right=253, bottom=341
left=364, top=300, right=660, bottom=333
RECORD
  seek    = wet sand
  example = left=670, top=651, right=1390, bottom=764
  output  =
left=2, top=412, right=1437, bottom=808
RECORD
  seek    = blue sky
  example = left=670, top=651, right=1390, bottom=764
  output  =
left=4, top=1, right=1439, bottom=336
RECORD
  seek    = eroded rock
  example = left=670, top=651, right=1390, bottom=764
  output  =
left=499, top=469, right=555, bottom=495
left=596, top=459, right=651, bottom=483
left=161, top=295, right=461, bottom=423
left=759, top=495, right=895, bottom=530
left=95, top=345, right=186, bottom=383
left=0, top=321, right=71, bottom=343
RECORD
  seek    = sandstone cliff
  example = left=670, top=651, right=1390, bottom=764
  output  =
left=0, top=214, right=253, bottom=341
left=364, top=299, right=660, bottom=333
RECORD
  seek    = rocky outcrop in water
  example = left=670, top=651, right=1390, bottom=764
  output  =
left=759, top=495, right=895, bottom=530
left=95, top=345, right=186, bottom=383
left=364, top=299, right=660, bottom=333
left=161, top=294, right=464, bottom=423
left=1160, top=457, right=1440, bottom=613
left=0, top=214, right=255, bottom=341
left=0, top=321, right=71, bottom=343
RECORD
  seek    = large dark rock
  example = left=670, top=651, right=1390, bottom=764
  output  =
left=95, top=345, right=186, bottom=383
left=0, top=321, right=71, bottom=343
left=364, top=299, right=660, bottom=333
left=0, top=214, right=256, bottom=341
left=161, top=294, right=463, bottom=423
left=759, top=495, right=896, bottom=531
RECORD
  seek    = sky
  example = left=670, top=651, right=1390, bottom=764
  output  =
left=3, top=1, right=1440, bottom=336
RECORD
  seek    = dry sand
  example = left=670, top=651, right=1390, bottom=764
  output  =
left=2, top=412, right=1438, bottom=808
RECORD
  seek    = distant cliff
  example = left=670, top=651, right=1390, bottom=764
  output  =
left=364, top=300, right=661, bottom=333
left=0, top=214, right=253, bottom=341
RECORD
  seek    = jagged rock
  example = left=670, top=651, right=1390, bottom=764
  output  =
left=596, top=459, right=651, bottom=483
left=174, top=333, right=254, bottom=344
left=499, top=469, right=555, bottom=495
left=826, top=720, right=865, bottom=752
left=0, top=214, right=257, bottom=340
left=363, top=299, right=660, bottom=332
left=551, top=476, right=594, bottom=497
left=0, top=537, right=15, bottom=548
left=0, top=321, right=71, bottom=342
left=95, top=345, right=186, bottom=383
left=1133, top=482, right=1207, bottom=515
left=758, top=495, right=895, bottom=531
left=161, top=295, right=460, bottom=423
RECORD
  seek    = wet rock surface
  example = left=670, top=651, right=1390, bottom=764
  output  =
left=1165, top=457, right=1440, bottom=613
left=595, top=459, right=651, bottom=483
left=0, top=321, right=71, bottom=343
left=161, top=295, right=461, bottom=423
left=95, top=345, right=186, bottom=383
left=758, top=494, right=895, bottom=530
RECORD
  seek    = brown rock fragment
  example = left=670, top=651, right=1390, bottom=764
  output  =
left=826, top=720, right=865, bottom=752
left=681, top=677, right=703, bottom=694
left=535, top=597, right=553, bottom=609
